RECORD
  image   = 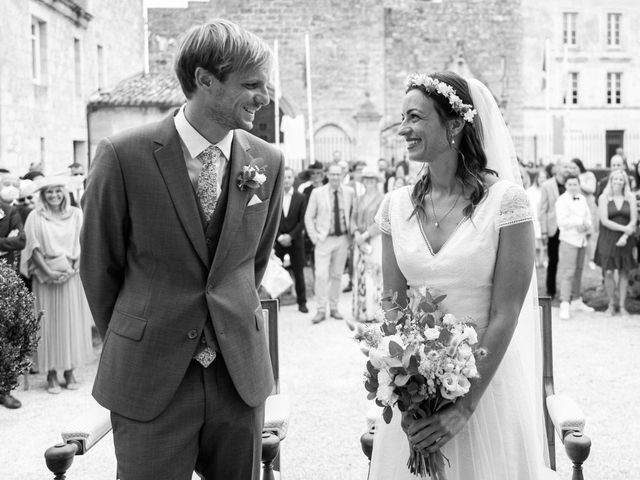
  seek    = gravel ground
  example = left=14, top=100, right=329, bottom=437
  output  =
left=1, top=277, right=638, bottom=480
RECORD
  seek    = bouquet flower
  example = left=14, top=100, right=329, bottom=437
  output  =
left=355, top=287, right=485, bottom=479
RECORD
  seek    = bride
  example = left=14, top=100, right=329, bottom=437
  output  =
left=370, top=71, right=554, bottom=479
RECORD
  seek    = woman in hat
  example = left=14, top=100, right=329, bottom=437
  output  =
left=351, top=167, right=385, bottom=325
left=20, top=176, right=94, bottom=394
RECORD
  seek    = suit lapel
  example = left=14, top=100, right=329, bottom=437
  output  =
left=210, top=130, right=253, bottom=274
left=153, top=116, right=210, bottom=268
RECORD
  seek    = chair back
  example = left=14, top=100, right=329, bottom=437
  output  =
left=261, top=299, right=280, bottom=395
left=539, top=296, right=556, bottom=470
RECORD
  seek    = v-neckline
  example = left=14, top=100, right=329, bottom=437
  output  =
left=407, top=179, right=503, bottom=256
left=408, top=189, right=469, bottom=257
left=417, top=214, right=467, bottom=256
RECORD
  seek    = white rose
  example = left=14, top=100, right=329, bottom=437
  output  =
left=442, top=314, right=457, bottom=326
left=424, top=327, right=440, bottom=341
left=254, top=173, right=267, bottom=184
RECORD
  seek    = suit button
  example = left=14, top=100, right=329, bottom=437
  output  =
left=187, top=329, right=198, bottom=340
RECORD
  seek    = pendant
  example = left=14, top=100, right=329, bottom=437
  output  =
left=435, top=221, right=439, bottom=228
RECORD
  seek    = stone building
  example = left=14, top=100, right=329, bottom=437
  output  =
left=521, top=0, right=640, bottom=167
left=0, top=0, right=145, bottom=174
left=147, top=0, right=524, bottom=168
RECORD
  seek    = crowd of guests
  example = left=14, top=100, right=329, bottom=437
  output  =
left=272, top=157, right=412, bottom=327
left=0, top=164, right=93, bottom=410
left=528, top=149, right=639, bottom=319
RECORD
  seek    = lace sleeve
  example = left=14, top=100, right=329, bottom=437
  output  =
left=495, top=185, right=533, bottom=230
left=375, top=193, right=392, bottom=235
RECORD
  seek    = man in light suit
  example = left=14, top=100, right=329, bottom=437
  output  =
left=275, top=167, right=308, bottom=313
left=305, top=163, right=355, bottom=324
left=540, top=159, right=571, bottom=297
left=80, top=20, right=283, bottom=480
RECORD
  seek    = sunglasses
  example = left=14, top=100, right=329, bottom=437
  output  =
left=17, top=195, right=34, bottom=202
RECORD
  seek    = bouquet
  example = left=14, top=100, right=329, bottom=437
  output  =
left=355, top=287, right=485, bottom=479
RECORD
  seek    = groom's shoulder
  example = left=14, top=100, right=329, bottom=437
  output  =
left=106, top=113, right=175, bottom=149
left=234, top=129, right=282, bottom=163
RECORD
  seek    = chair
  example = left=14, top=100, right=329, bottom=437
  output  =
left=360, top=296, right=591, bottom=479
left=44, top=299, right=290, bottom=480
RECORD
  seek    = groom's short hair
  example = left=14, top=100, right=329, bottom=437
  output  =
left=175, top=19, right=272, bottom=99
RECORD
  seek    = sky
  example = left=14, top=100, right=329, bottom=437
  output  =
left=145, top=0, right=209, bottom=8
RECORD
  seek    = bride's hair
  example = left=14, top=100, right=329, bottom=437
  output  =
left=409, top=71, right=496, bottom=220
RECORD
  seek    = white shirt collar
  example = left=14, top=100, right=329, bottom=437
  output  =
left=174, top=105, right=233, bottom=160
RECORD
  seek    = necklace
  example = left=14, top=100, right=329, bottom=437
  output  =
left=429, top=189, right=461, bottom=228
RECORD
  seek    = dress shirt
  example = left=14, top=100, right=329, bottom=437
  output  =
left=283, top=187, right=293, bottom=217
left=174, top=105, right=232, bottom=196
left=556, top=192, right=592, bottom=247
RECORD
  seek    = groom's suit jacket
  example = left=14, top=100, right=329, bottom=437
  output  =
left=80, top=113, right=284, bottom=422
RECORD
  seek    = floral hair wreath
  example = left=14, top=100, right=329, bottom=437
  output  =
left=406, top=73, right=477, bottom=124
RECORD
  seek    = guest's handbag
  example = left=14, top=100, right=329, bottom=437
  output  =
left=33, top=255, right=72, bottom=283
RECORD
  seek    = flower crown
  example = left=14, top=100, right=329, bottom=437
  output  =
left=406, top=73, right=477, bottom=124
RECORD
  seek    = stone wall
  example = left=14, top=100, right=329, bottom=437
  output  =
left=0, top=0, right=144, bottom=174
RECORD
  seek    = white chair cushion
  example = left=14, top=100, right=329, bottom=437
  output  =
left=546, top=394, right=586, bottom=440
left=264, top=394, right=290, bottom=440
left=61, top=402, right=112, bottom=454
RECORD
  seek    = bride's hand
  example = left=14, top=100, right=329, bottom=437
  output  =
left=405, top=403, right=473, bottom=454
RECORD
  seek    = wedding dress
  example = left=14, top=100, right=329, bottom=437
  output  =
left=370, top=180, right=556, bottom=479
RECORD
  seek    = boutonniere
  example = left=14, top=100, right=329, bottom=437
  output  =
left=237, top=161, right=267, bottom=191
left=0, top=209, right=5, bottom=220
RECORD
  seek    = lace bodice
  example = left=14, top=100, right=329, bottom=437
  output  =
left=375, top=179, right=532, bottom=335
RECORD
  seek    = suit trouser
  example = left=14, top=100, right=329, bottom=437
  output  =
left=546, top=230, right=560, bottom=296
left=558, top=240, right=586, bottom=302
left=275, top=240, right=307, bottom=305
left=111, top=356, right=264, bottom=480
left=314, top=234, right=350, bottom=311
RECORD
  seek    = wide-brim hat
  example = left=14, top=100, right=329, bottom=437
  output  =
left=360, top=166, right=382, bottom=181
left=34, top=176, right=72, bottom=192
left=307, top=161, right=324, bottom=172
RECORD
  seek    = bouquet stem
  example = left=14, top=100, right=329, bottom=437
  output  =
left=407, top=448, right=449, bottom=479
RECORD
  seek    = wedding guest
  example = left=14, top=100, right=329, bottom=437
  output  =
left=570, top=158, right=598, bottom=269
left=301, top=161, right=325, bottom=198
left=526, top=167, right=547, bottom=267
left=556, top=174, right=594, bottom=320
left=0, top=182, right=25, bottom=271
left=594, top=170, right=637, bottom=316
left=387, top=160, right=409, bottom=192
left=305, top=163, right=355, bottom=324
left=15, top=180, right=37, bottom=225
left=596, top=154, right=626, bottom=201
left=20, top=177, right=94, bottom=393
left=351, top=167, right=384, bottom=327
left=540, top=159, right=572, bottom=297
left=275, top=167, right=308, bottom=313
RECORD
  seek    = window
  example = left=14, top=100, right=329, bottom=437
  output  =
left=607, top=13, right=621, bottom=46
left=564, top=72, right=579, bottom=105
left=563, top=12, right=577, bottom=46
left=74, top=38, right=82, bottom=96
left=31, top=16, right=47, bottom=83
left=607, top=72, right=622, bottom=105
left=97, top=44, right=105, bottom=89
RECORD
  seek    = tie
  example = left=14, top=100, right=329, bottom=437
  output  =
left=197, top=145, right=221, bottom=224
left=333, top=189, right=342, bottom=236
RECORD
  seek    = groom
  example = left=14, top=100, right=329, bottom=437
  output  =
left=80, top=20, right=283, bottom=480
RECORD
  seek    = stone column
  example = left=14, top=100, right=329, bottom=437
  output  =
left=353, top=94, right=382, bottom=167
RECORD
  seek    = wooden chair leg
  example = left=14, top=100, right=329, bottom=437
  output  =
left=261, top=431, right=280, bottom=480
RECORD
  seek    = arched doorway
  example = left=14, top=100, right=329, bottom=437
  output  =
left=315, top=124, right=353, bottom=164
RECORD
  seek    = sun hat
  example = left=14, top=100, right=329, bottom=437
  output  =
left=307, top=161, right=324, bottom=172
left=34, top=176, right=72, bottom=192
left=360, top=166, right=382, bottom=181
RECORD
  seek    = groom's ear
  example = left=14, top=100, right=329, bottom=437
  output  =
left=194, top=67, right=216, bottom=90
